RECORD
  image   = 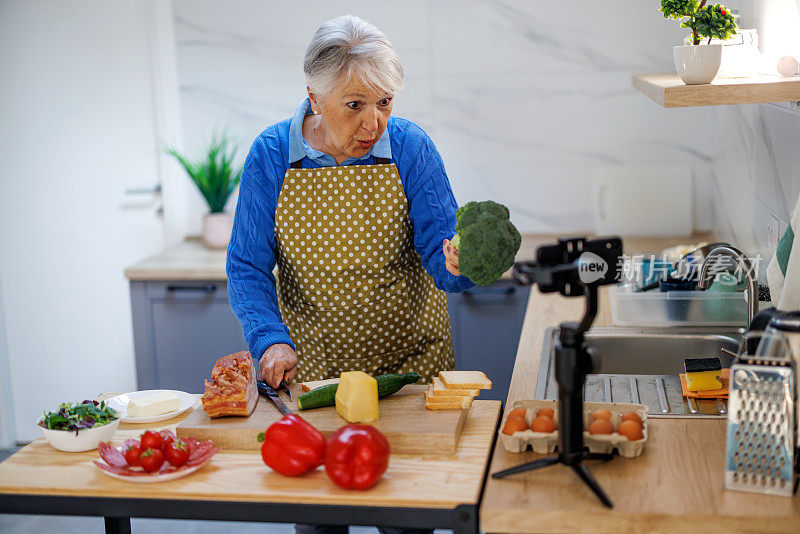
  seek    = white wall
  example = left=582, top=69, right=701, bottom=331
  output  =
left=711, top=0, right=800, bottom=284
left=171, top=0, right=721, bottom=235
left=0, top=1, right=170, bottom=442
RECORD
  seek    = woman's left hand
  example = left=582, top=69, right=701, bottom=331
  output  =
left=443, top=239, right=460, bottom=276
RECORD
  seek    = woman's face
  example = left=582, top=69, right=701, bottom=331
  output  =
left=309, top=76, right=393, bottom=161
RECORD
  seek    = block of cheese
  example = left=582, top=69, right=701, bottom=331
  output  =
left=684, top=357, right=722, bottom=392
left=430, top=377, right=479, bottom=397
left=335, top=371, right=379, bottom=423
left=128, top=391, right=181, bottom=418
left=439, top=371, right=492, bottom=390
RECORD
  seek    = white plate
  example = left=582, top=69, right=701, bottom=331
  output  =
left=107, top=390, right=195, bottom=423
left=96, top=461, right=205, bottom=483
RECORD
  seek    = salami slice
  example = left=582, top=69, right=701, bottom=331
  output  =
left=98, top=441, right=128, bottom=467
left=122, top=438, right=140, bottom=449
left=186, top=444, right=220, bottom=467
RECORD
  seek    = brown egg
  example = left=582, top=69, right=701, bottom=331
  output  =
left=588, top=419, right=614, bottom=435
left=531, top=416, right=558, bottom=433
left=507, top=407, right=527, bottom=420
left=620, top=412, right=643, bottom=425
left=591, top=409, right=612, bottom=421
left=502, top=417, right=529, bottom=435
left=617, top=420, right=644, bottom=441
left=536, top=407, right=555, bottom=419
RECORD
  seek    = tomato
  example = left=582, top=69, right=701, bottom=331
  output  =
left=160, top=432, right=175, bottom=450
left=140, top=430, right=164, bottom=451
left=124, top=444, right=143, bottom=467
left=139, top=447, right=165, bottom=473
left=164, top=439, right=190, bottom=467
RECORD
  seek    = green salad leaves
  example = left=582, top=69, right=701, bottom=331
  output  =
left=39, top=400, right=118, bottom=434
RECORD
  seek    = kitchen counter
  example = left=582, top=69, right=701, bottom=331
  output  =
left=480, top=234, right=800, bottom=533
left=0, top=396, right=501, bottom=533
left=124, top=234, right=562, bottom=281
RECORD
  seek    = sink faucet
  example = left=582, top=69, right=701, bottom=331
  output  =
left=696, top=245, right=758, bottom=329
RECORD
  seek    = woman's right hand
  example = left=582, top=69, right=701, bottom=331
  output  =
left=259, top=343, right=298, bottom=389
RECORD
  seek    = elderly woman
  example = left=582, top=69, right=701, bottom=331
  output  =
left=227, top=14, right=473, bottom=392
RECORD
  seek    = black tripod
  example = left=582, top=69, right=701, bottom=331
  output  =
left=492, top=237, right=622, bottom=508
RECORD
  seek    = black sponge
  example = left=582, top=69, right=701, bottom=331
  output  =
left=684, top=357, right=722, bottom=373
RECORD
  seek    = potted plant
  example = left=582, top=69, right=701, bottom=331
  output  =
left=167, top=134, right=242, bottom=249
left=660, top=0, right=737, bottom=84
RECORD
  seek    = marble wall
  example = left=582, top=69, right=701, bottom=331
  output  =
left=172, top=0, right=722, bottom=235
left=172, top=0, right=800, bottom=275
left=711, top=0, right=800, bottom=280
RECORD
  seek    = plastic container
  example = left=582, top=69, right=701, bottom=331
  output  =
left=610, top=284, right=747, bottom=327
left=499, top=399, right=648, bottom=458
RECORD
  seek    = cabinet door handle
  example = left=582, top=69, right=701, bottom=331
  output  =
left=463, top=286, right=515, bottom=296
left=166, top=284, right=217, bottom=293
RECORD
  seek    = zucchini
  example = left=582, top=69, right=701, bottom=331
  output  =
left=297, top=372, right=420, bottom=411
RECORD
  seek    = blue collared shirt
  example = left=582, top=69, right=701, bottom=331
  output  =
left=227, top=99, right=475, bottom=360
left=287, top=98, right=392, bottom=165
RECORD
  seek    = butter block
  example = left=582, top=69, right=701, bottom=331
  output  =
left=335, top=371, right=379, bottom=423
left=128, top=392, right=181, bottom=417
left=684, top=357, right=723, bottom=392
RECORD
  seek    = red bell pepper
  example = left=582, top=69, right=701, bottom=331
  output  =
left=325, top=424, right=390, bottom=490
left=259, top=414, right=326, bottom=476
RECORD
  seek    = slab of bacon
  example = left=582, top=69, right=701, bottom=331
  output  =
left=201, top=351, right=258, bottom=418
left=94, top=430, right=220, bottom=478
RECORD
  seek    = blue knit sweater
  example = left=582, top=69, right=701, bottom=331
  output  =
left=226, top=107, right=474, bottom=361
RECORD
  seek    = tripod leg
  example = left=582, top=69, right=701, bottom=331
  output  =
left=571, top=463, right=613, bottom=508
left=492, top=456, right=560, bottom=479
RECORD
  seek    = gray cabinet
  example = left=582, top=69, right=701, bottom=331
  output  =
left=131, top=278, right=530, bottom=399
left=130, top=281, right=247, bottom=393
left=448, top=280, right=530, bottom=402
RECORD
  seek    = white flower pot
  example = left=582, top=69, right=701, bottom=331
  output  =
left=202, top=212, right=234, bottom=249
left=673, top=44, right=722, bottom=85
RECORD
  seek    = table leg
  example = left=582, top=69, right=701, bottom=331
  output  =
left=104, top=516, right=131, bottom=534
left=452, top=505, right=478, bottom=534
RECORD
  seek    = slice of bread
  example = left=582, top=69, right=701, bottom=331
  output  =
left=439, top=371, right=492, bottom=390
left=430, top=377, right=479, bottom=397
left=425, top=388, right=475, bottom=404
left=425, top=395, right=472, bottom=410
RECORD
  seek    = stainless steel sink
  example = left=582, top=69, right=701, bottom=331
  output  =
left=535, top=327, right=743, bottom=417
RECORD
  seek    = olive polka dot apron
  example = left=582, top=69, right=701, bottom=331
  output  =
left=274, top=158, right=453, bottom=384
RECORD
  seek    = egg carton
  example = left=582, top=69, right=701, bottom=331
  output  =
left=499, top=399, right=649, bottom=458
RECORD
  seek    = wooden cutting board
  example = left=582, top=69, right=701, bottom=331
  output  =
left=176, top=385, right=469, bottom=455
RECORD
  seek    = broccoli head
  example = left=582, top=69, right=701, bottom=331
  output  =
left=451, top=200, right=521, bottom=286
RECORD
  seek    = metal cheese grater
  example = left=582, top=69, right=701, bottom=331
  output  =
left=724, top=332, right=797, bottom=496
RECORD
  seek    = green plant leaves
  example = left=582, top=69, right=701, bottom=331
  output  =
left=166, top=133, right=243, bottom=213
left=660, top=0, right=699, bottom=19
left=695, top=3, right=737, bottom=41
left=660, top=0, right=736, bottom=44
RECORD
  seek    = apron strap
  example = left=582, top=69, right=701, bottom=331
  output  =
left=289, top=156, right=389, bottom=169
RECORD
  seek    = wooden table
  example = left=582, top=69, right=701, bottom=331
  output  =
left=480, top=235, right=800, bottom=533
left=0, top=397, right=500, bottom=534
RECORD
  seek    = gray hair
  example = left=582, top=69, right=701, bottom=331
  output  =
left=304, top=15, right=405, bottom=98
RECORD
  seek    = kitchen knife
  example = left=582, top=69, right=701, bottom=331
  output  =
left=277, top=378, right=291, bottom=401
left=257, top=379, right=292, bottom=415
